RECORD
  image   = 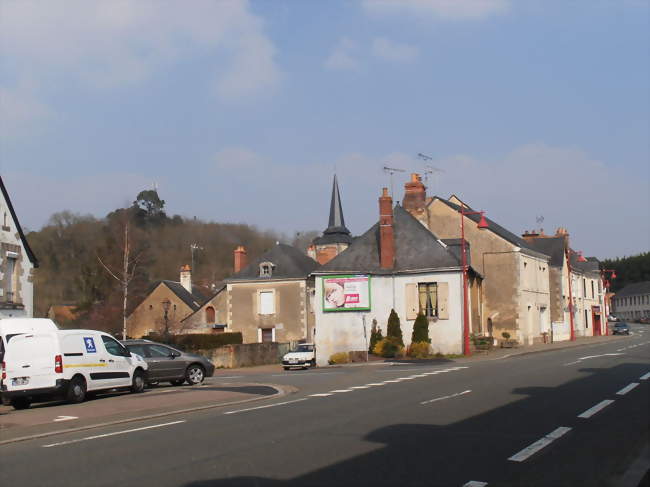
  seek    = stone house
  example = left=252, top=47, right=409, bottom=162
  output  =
left=185, top=243, right=319, bottom=344
left=402, top=175, right=551, bottom=345
left=0, top=176, right=38, bottom=319
left=126, top=265, right=209, bottom=337
left=312, top=188, right=478, bottom=365
left=612, top=281, right=650, bottom=320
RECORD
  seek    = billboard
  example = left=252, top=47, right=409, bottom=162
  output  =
left=322, top=275, right=371, bottom=312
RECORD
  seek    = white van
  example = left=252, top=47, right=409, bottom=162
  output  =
left=1, top=329, right=148, bottom=410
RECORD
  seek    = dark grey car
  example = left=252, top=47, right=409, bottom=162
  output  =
left=121, top=339, right=215, bottom=386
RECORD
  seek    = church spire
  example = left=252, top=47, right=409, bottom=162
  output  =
left=326, top=174, right=349, bottom=234
left=311, top=175, right=353, bottom=265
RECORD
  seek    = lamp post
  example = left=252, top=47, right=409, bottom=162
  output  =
left=459, top=208, right=489, bottom=356
left=162, top=298, right=171, bottom=338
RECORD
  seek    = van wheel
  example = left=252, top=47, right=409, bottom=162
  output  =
left=66, top=376, right=87, bottom=403
left=131, top=370, right=146, bottom=393
left=185, top=365, right=205, bottom=385
left=11, top=397, right=31, bottom=410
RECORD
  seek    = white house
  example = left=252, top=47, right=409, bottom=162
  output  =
left=312, top=189, right=479, bottom=366
left=0, top=176, right=38, bottom=319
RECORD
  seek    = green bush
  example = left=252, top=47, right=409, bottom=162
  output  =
left=501, top=331, right=511, bottom=340
left=373, top=337, right=404, bottom=358
left=386, top=309, right=404, bottom=346
left=369, top=319, right=383, bottom=353
left=143, top=332, right=243, bottom=351
left=411, top=313, right=430, bottom=344
left=407, top=341, right=431, bottom=359
left=329, top=352, right=350, bottom=364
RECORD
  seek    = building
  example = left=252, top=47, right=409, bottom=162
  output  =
left=403, top=175, right=551, bottom=345
left=0, top=176, right=38, bottom=319
left=308, top=175, right=353, bottom=265
left=186, top=243, right=319, bottom=343
left=313, top=188, right=478, bottom=365
left=126, top=265, right=209, bottom=337
left=612, top=282, right=650, bottom=320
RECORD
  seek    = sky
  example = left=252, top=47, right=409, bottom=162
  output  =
left=1, top=0, right=648, bottom=259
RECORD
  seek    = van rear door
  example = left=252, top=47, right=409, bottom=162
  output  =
left=4, top=333, right=58, bottom=391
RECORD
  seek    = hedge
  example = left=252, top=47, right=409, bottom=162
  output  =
left=143, top=332, right=243, bottom=351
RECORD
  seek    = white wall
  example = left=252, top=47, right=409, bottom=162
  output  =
left=313, top=271, right=463, bottom=365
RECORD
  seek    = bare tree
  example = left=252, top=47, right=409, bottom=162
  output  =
left=97, top=220, right=142, bottom=340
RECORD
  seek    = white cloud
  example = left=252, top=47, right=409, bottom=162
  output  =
left=372, top=37, right=419, bottom=62
left=0, top=0, right=281, bottom=100
left=324, top=38, right=361, bottom=71
left=0, top=85, right=52, bottom=140
left=362, top=0, right=509, bottom=20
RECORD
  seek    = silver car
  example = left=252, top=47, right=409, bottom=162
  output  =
left=121, top=339, right=215, bottom=386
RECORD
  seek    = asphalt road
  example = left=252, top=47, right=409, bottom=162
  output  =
left=1, top=325, right=648, bottom=487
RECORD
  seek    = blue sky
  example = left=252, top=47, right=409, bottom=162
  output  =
left=1, top=0, right=648, bottom=258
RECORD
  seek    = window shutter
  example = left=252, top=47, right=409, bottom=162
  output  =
left=438, top=282, right=449, bottom=320
left=406, top=283, right=418, bottom=320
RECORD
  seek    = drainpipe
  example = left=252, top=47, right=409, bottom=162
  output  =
left=566, top=249, right=576, bottom=341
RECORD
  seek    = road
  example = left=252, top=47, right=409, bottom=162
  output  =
left=1, top=325, right=648, bottom=487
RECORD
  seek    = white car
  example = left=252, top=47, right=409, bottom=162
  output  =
left=1, top=328, right=148, bottom=410
left=282, top=343, right=316, bottom=370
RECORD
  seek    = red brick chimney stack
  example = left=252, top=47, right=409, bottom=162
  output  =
left=234, top=246, right=248, bottom=274
left=379, top=187, right=395, bottom=270
left=402, top=173, right=426, bottom=213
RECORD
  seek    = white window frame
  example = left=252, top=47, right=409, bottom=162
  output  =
left=258, top=289, right=275, bottom=315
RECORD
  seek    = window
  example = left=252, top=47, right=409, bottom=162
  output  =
left=259, top=261, right=274, bottom=278
left=5, top=256, right=16, bottom=301
left=261, top=328, right=274, bottom=343
left=584, top=310, right=589, bottom=328
left=583, top=279, right=586, bottom=297
left=418, top=283, right=438, bottom=318
left=101, top=335, right=129, bottom=357
left=206, top=306, right=216, bottom=323
left=147, top=344, right=174, bottom=358
left=149, top=305, right=153, bottom=310
left=591, top=281, right=594, bottom=298
left=259, top=291, right=275, bottom=315
left=125, top=344, right=146, bottom=357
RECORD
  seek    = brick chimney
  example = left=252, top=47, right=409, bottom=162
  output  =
left=402, top=173, right=426, bottom=213
left=379, top=187, right=395, bottom=270
left=180, top=265, right=192, bottom=293
left=234, top=246, right=248, bottom=274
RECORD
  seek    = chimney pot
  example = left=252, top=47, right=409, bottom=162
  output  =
left=234, top=246, right=248, bottom=274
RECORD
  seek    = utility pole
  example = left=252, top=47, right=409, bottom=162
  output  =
left=190, top=243, right=203, bottom=273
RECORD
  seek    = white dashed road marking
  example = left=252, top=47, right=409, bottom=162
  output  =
left=616, top=383, right=640, bottom=395
left=53, top=416, right=78, bottom=422
left=564, top=353, right=624, bottom=366
left=463, top=482, right=488, bottom=487
left=224, top=398, right=309, bottom=415
left=350, top=386, right=371, bottom=389
left=309, top=393, right=333, bottom=397
left=640, top=372, right=650, bottom=380
left=508, top=427, right=572, bottom=462
left=578, top=399, right=615, bottom=419
left=330, top=389, right=353, bottom=393
left=365, top=383, right=386, bottom=386
left=421, top=390, right=472, bottom=405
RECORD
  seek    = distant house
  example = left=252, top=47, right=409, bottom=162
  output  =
left=312, top=188, right=478, bottom=365
left=612, top=282, right=650, bottom=320
left=0, top=176, right=38, bottom=319
left=126, top=265, right=209, bottom=337
left=185, top=243, right=319, bottom=343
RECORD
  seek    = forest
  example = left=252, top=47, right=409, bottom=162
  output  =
left=601, top=252, right=650, bottom=292
left=27, top=189, right=317, bottom=334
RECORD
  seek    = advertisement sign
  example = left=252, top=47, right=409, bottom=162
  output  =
left=322, top=275, right=371, bottom=312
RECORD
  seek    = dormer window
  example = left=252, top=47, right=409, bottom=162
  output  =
left=259, top=261, right=275, bottom=277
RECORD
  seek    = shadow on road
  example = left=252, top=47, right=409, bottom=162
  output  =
left=180, top=362, right=649, bottom=487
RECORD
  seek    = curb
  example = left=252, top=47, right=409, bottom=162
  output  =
left=0, top=382, right=295, bottom=447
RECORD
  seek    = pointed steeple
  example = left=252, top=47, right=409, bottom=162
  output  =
left=326, top=175, right=349, bottom=234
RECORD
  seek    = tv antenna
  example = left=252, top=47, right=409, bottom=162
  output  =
left=417, top=153, right=444, bottom=185
left=190, top=243, right=204, bottom=272
left=383, top=165, right=406, bottom=197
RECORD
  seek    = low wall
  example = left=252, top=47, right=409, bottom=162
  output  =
left=199, top=342, right=291, bottom=369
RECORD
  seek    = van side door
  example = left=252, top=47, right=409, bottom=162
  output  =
left=99, top=335, right=133, bottom=387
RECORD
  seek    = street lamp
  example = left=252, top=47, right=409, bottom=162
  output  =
left=162, top=298, right=171, bottom=337
left=458, top=208, right=489, bottom=356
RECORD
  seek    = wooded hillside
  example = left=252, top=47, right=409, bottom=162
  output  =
left=601, top=252, right=650, bottom=292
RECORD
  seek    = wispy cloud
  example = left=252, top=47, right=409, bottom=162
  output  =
left=324, top=38, right=362, bottom=71
left=362, top=0, right=510, bottom=20
left=372, top=37, right=419, bottom=63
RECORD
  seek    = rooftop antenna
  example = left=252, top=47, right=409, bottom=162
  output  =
left=536, top=215, right=544, bottom=233
left=152, top=182, right=159, bottom=192
left=417, top=153, right=444, bottom=185
left=383, top=165, right=406, bottom=197
left=190, top=243, right=203, bottom=272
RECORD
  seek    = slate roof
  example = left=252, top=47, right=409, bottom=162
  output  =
left=0, top=175, right=38, bottom=267
left=157, top=280, right=209, bottom=311
left=227, top=243, right=319, bottom=281
left=572, top=255, right=600, bottom=275
left=431, top=197, right=549, bottom=260
left=526, top=237, right=566, bottom=267
left=315, top=205, right=466, bottom=275
left=615, top=281, right=650, bottom=297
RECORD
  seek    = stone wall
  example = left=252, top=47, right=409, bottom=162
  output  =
left=199, top=342, right=291, bottom=369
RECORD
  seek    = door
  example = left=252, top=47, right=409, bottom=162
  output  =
left=592, top=308, right=602, bottom=336
left=99, top=335, right=132, bottom=387
left=4, top=334, right=57, bottom=391
left=145, top=344, right=185, bottom=380
left=261, top=328, right=274, bottom=343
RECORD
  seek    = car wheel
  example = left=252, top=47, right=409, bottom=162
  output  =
left=185, top=365, right=205, bottom=385
left=10, top=397, right=31, bottom=410
left=170, top=379, right=185, bottom=386
left=66, top=375, right=87, bottom=404
left=131, top=370, right=146, bottom=393
left=283, top=366, right=290, bottom=371
left=310, top=359, right=316, bottom=367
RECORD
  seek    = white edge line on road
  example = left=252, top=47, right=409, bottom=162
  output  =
left=309, top=393, right=332, bottom=397
left=365, top=383, right=386, bottom=386
left=350, top=386, right=371, bottom=389
left=421, top=390, right=472, bottom=405
left=383, top=379, right=403, bottom=383
left=640, top=372, right=650, bottom=380
left=508, top=426, right=572, bottom=462
left=578, top=399, right=615, bottom=419
left=53, top=416, right=78, bottom=422
left=42, top=420, right=186, bottom=448
left=224, top=398, right=308, bottom=415
left=330, top=389, right=353, bottom=393
left=616, top=383, right=640, bottom=395
left=463, top=482, right=488, bottom=487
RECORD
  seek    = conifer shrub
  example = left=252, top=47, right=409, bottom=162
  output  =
left=369, top=319, right=383, bottom=353
left=386, top=309, right=404, bottom=346
left=411, top=313, right=430, bottom=344
left=407, top=341, right=431, bottom=359
left=373, top=337, right=404, bottom=358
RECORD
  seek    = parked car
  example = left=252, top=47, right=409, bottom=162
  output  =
left=607, top=315, right=619, bottom=322
left=1, top=328, right=148, bottom=410
left=282, top=343, right=316, bottom=370
left=121, top=339, right=215, bottom=386
left=612, top=322, right=630, bottom=335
